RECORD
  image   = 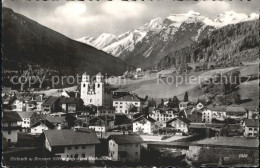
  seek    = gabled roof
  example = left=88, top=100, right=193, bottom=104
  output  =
left=108, top=134, right=144, bottom=144
left=113, top=94, right=141, bottom=102
left=2, top=111, right=22, bottom=122
left=59, top=97, right=79, bottom=104
left=63, top=91, right=80, bottom=98
left=17, top=111, right=36, bottom=119
left=42, top=96, right=60, bottom=106
left=166, top=117, right=190, bottom=124
left=44, top=129, right=100, bottom=146
left=243, top=119, right=259, bottom=127
left=89, top=116, right=114, bottom=126
left=114, top=114, right=132, bottom=125
left=226, top=106, right=247, bottom=113
left=207, top=105, right=227, bottom=112
left=31, top=119, right=56, bottom=129
left=45, top=116, right=66, bottom=124
left=133, top=115, right=156, bottom=123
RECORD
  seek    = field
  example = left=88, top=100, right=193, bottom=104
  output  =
left=109, top=64, right=259, bottom=105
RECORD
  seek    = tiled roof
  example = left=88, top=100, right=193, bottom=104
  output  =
left=44, top=129, right=100, bottom=146
left=207, top=105, right=227, bottom=112
left=17, top=111, right=36, bottom=119
left=108, top=134, right=144, bottom=144
left=166, top=117, right=191, bottom=124
left=226, top=106, right=247, bottom=113
left=31, top=119, right=56, bottom=129
left=243, top=119, right=259, bottom=127
left=114, top=114, right=132, bottom=125
left=2, top=111, right=22, bottom=122
left=45, top=116, right=66, bottom=124
left=59, top=97, right=79, bottom=104
left=133, top=115, right=156, bottom=123
left=42, top=96, right=60, bottom=106
left=113, top=94, right=141, bottom=102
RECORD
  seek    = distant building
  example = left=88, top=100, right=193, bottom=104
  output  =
left=2, top=111, right=22, bottom=143
left=61, top=90, right=80, bottom=98
left=226, top=106, right=248, bottom=119
left=113, top=94, right=141, bottom=114
left=43, top=129, right=100, bottom=162
left=30, top=119, right=56, bottom=135
left=17, top=111, right=41, bottom=132
left=108, top=134, right=144, bottom=162
left=42, top=96, right=60, bottom=114
left=88, top=116, right=114, bottom=133
left=59, top=97, right=84, bottom=114
left=179, top=102, right=190, bottom=110
left=187, top=109, right=203, bottom=123
left=80, top=72, right=104, bottom=106
left=165, top=117, right=190, bottom=133
left=132, top=115, right=156, bottom=134
left=205, top=105, right=227, bottom=123
left=242, top=119, right=259, bottom=137
left=33, top=94, right=47, bottom=112
left=149, top=108, right=179, bottom=123
left=96, top=106, right=115, bottom=118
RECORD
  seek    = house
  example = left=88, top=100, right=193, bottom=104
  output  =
left=59, top=97, right=84, bottom=114
left=187, top=109, right=203, bottom=123
left=80, top=72, right=105, bottom=106
left=2, top=94, right=16, bottom=109
left=179, top=102, right=190, bottom=110
left=113, top=94, right=141, bottom=114
left=195, top=102, right=204, bottom=110
left=2, top=111, right=22, bottom=143
left=42, top=96, right=60, bottom=114
left=132, top=115, right=156, bottom=134
left=30, top=119, right=56, bottom=135
left=45, top=115, right=66, bottom=129
left=2, top=87, right=11, bottom=97
left=96, top=106, right=115, bottom=118
left=17, top=111, right=42, bottom=132
left=205, top=105, right=227, bottom=123
left=33, top=94, right=48, bottom=112
left=242, top=119, right=259, bottom=137
left=108, top=134, right=144, bottom=162
left=165, top=117, right=190, bottom=133
left=88, top=116, right=114, bottom=133
left=43, top=129, right=100, bottom=162
left=12, top=95, right=32, bottom=111
left=226, top=106, right=248, bottom=119
left=26, top=100, right=37, bottom=111
left=149, top=108, right=179, bottom=123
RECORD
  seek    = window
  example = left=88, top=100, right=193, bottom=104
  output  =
left=254, top=128, right=258, bottom=131
left=82, top=154, right=85, bottom=158
left=113, top=144, right=115, bottom=147
left=68, top=146, right=71, bottom=150
left=90, top=99, right=92, bottom=103
left=115, top=102, right=118, bottom=104
left=120, top=102, right=123, bottom=104
left=135, top=152, right=138, bottom=156
left=249, top=128, right=253, bottom=130
left=83, top=84, right=85, bottom=87
left=97, top=84, right=100, bottom=88
left=82, top=145, right=86, bottom=149
left=8, top=139, right=11, bottom=143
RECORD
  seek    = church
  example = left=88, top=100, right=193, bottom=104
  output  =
left=80, top=72, right=105, bottom=106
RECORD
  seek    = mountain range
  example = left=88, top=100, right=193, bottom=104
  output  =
left=77, top=10, right=259, bottom=68
left=2, top=7, right=128, bottom=77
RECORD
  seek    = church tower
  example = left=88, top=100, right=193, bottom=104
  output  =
left=80, top=72, right=104, bottom=106
left=80, top=72, right=90, bottom=105
left=95, top=72, right=104, bottom=106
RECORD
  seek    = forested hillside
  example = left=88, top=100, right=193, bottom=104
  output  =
left=157, top=19, right=259, bottom=71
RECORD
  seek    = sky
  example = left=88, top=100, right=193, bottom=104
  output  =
left=3, top=0, right=260, bottom=39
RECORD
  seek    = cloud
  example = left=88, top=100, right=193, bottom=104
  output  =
left=101, top=1, right=147, bottom=20
left=195, top=1, right=230, bottom=16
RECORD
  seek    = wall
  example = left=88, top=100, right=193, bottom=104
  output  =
left=31, top=124, right=51, bottom=135
left=186, top=146, right=259, bottom=165
left=133, top=121, right=153, bottom=134
left=113, top=101, right=140, bottom=114
left=2, top=130, right=18, bottom=143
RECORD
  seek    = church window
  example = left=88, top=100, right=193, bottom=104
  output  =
left=90, top=99, right=92, bottom=103
left=83, top=84, right=85, bottom=87
left=98, top=84, right=100, bottom=88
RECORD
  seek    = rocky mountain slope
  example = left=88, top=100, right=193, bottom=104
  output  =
left=77, top=11, right=258, bottom=68
left=2, top=7, right=128, bottom=77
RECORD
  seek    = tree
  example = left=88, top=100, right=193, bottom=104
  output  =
left=231, top=91, right=241, bottom=104
left=172, top=96, right=180, bottom=108
left=158, top=99, right=164, bottom=108
left=184, top=92, right=189, bottom=102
